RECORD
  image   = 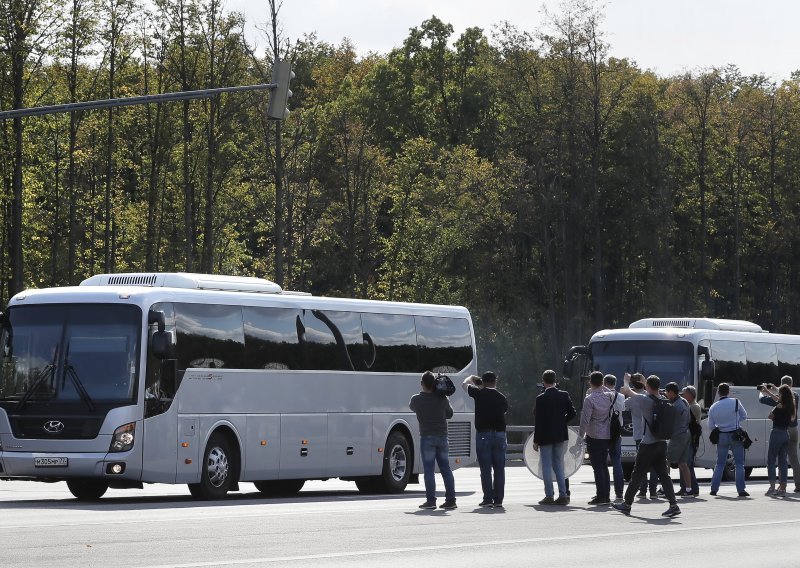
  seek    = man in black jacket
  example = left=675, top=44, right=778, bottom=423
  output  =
left=533, top=369, right=577, bottom=505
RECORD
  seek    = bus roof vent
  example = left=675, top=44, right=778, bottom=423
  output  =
left=80, top=272, right=283, bottom=294
left=629, top=318, right=764, bottom=333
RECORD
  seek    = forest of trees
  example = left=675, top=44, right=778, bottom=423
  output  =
left=2, top=0, right=799, bottom=421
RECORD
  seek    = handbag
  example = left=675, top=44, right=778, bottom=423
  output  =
left=709, top=427, right=720, bottom=444
left=732, top=399, right=753, bottom=450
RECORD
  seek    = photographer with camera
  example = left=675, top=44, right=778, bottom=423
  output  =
left=462, top=371, right=508, bottom=508
left=759, top=376, right=800, bottom=493
left=708, top=382, right=749, bottom=497
left=410, top=371, right=456, bottom=510
left=759, top=381, right=797, bottom=496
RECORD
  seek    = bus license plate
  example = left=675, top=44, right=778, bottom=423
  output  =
left=621, top=451, right=637, bottom=458
left=34, top=457, right=68, bottom=467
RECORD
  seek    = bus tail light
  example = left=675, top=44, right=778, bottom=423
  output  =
left=109, top=422, right=136, bottom=453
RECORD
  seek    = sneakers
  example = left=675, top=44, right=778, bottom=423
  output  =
left=675, top=489, right=687, bottom=497
left=538, top=496, right=555, bottom=505
left=766, top=488, right=777, bottom=496
left=612, top=502, right=631, bottom=515
left=738, top=491, right=750, bottom=498
left=709, top=490, right=718, bottom=496
left=775, top=489, right=786, bottom=497
left=662, top=504, right=681, bottom=517
left=614, top=495, right=624, bottom=503
left=493, top=503, right=504, bottom=510
left=439, top=500, right=457, bottom=510
left=479, top=500, right=494, bottom=508
left=554, top=495, right=570, bottom=505
left=418, top=501, right=437, bottom=510
left=682, top=489, right=695, bottom=498
left=588, top=496, right=611, bottom=505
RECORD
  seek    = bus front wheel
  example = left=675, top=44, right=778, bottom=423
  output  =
left=189, top=432, right=234, bottom=500
left=67, top=479, right=109, bottom=500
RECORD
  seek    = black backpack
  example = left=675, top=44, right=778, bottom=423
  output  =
left=646, top=394, right=679, bottom=440
left=608, top=392, right=622, bottom=441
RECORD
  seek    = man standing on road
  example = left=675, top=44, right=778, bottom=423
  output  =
left=533, top=369, right=577, bottom=505
left=679, top=386, right=701, bottom=496
left=579, top=371, right=613, bottom=505
left=463, top=371, right=508, bottom=508
left=624, top=373, right=657, bottom=498
left=759, top=376, right=800, bottom=493
left=612, top=374, right=681, bottom=517
left=664, top=382, right=693, bottom=497
left=604, top=374, right=626, bottom=502
left=410, top=371, right=456, bottom=510
left=708, top=382, right=749, bottom=497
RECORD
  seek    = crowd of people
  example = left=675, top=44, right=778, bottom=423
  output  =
left=408, top=368, right=799, bottom=514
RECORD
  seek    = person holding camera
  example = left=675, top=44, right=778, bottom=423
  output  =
left=679, top=386, right=701, bottom=496
left=410, top=371, right=456, bottom=510
left=623, top=373, right=658, bottom=498
left=708, top=382, right=749, bottom=497
left=462, top=371, right=508, bottom=508
left=579, top=371, right=614, bottom=506
left=759, top=376, right=800, bottom=493
left=761, top=383, right=797, bottom=496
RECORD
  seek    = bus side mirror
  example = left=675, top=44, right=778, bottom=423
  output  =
left=151, top=330, right=176, bottom=360
left=701, top=359, right=715, bottom=380
left=148, top=310, right=166, bottom=332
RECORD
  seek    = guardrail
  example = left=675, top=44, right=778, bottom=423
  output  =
left=506, top=425, right=534, bottom=461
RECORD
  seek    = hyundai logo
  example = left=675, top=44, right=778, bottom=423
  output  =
left=43, top=420, right=65, bottom=434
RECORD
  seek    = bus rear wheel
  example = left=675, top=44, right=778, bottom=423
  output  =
left=67, top=479, right=109, bottom=500
left=254, top=479, right=305, bottom=497
left=189, top=432, right=234, bottom=500
left=357, top=431, right=411, bottom=494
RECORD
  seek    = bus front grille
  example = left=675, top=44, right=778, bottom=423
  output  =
left=447, top=422, right=472, bottom=457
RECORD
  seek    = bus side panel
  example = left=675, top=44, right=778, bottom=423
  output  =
left=241, top=414, right=281, bottom=481
left=280, top=414, right=327, bottom=479
left=327, top=413, right=373, bottom=476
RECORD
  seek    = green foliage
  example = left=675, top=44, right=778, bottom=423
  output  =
left=3, top=0, right=800, bottom=424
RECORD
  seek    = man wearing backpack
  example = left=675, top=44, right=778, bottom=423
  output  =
left=612, top=375, right=681, bottom=517
left=664, top=382, right=694, bottom=497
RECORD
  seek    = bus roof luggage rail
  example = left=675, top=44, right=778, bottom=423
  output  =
left=628, top=318, right=764, bottom=333
left=80, top=272, right=284, bottom=294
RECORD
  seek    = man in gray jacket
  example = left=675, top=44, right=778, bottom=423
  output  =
left=410, top=371, right=456, bottom=510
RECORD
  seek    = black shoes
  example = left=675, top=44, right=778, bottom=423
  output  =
left=588, top=496, right=611, bottom=505
left=418, top=501, right=436, bottom=509
left=612, top=502, right=631, bottom=515
left=439, top=500, right=457, bottom=510
left=662, top=504, right=681, bottom=517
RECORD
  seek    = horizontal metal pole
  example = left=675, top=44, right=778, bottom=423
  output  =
left=0, top=83, right=276, bottom=120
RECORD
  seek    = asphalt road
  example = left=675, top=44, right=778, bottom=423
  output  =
left=3, top=465, right=800, bottom=568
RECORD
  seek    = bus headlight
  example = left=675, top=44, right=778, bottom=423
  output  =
left=109, top=422, right=136, bottom=453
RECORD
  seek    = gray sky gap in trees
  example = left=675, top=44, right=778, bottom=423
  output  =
left=228, top=0, right=800, bottom=81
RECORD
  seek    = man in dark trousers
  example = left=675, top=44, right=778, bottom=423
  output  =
left=462, top=371, right=509, bottom=508
left=533, top=369, right=577, bottom=505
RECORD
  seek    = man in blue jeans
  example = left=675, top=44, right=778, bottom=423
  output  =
left=533, top=369, right=577, bottom=505
left=410, top=371, right=456, bottom=510
left=463, top=371, right=509, bottom=508
left=708, top=382, right=749, bottom=497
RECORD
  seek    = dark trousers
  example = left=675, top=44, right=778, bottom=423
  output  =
left=586, top=436, right=611, bottom=499
left=624, top=441, right=676, bottom=506
left=635, top=439, right=658, bottom=494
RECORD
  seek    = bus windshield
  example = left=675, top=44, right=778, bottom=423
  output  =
left=590, top=340, right=694, bottom=389
left=0, top=304, right=141, bottom=407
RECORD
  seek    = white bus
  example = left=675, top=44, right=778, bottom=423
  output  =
left=0, top=273, right=477, bottom=500
left=563, top=317, right=800, bottom=479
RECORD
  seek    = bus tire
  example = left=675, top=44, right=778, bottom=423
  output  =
left=67, top=479, right=109, bottom=500
left=354, top=477, right=382, bottom=494
left=379, top=431, right=411, bottom=493
left=189, top=432, right=234, bottom=500
left=254, top=479, right=305, bottom=497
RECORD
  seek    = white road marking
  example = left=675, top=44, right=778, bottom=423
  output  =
left=134, top=517, right=800, bottom=567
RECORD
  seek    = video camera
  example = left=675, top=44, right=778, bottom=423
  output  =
left=433, top=374, right=456, bottom=397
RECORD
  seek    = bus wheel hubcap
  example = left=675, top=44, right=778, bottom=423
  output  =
left=389, top=445, right=406, bottom=481
left=207, top=446, right=229, bottom=487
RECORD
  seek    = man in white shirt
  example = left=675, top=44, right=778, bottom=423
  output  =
left=708, top=382, right=749, bottom=497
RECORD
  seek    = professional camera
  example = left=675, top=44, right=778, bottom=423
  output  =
left=433, top=374, right=456, bottom=397
left=757, top=384, right=766, bottom=391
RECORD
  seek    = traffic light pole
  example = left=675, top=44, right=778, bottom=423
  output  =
left=0, top=83, right=276, bottom=120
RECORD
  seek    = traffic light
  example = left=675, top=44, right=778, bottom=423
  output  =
left=267, top=59, right=295, bottom=120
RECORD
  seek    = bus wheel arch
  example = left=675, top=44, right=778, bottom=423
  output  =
left=188, top=426, right=241, bottom=500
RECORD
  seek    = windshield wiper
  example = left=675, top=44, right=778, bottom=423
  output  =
left=64, top=363, right=95, bottom=412
left=16, top=364, right=55, bottom=411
